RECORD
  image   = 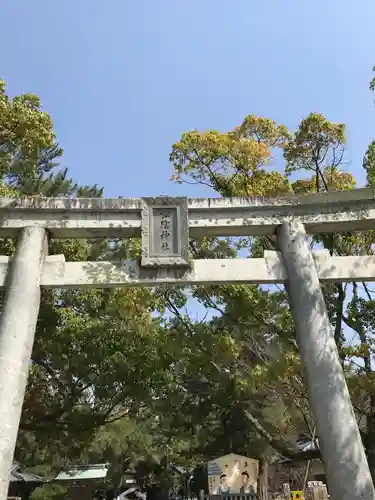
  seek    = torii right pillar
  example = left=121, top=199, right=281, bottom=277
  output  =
left=277, top=222, right=375, bottom=500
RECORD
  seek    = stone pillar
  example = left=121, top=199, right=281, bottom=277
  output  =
left=0, top=227, right=47, bottom=500
left=276, top=222, right=375, bottom=500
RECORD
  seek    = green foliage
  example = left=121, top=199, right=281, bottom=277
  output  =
left=169, top=103, right=375, bottom=476
left=284, top=113, right=346, bottom=177
left=7, top=65, right=375, bottom=494
left=363, top=140, right=375, bottom=188
left=31, top=483, right=67, bottom=500
left=0, top=79, right=61, bottom=188
left=0, top=82, right=171, bottom=474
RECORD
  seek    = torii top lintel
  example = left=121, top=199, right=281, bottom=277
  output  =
left=0, top=187, right=373, bottom=240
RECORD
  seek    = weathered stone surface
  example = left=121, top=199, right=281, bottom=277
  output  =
left=141, top=197, right=189, bottom=267
left=0, top=188, right=374, bottom=237
left=0, top=227, right=47, bottom=500
left=0, top=253, right=368, bottom=289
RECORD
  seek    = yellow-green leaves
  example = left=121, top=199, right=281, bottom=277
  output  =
left=363, top=140, right=375, bottom=188
left=284, top=113, right=346, bottom=176
left=0, top=79, right=59, bottom=180
left=235, top=115, right=290, bottom=147
left=170, top=113, right=351, bottom=198
left=170, top=130, right=270, bottom=192
left=170, top=116, right=292, bottom=197
left=292, top=166, right=356, bottom=194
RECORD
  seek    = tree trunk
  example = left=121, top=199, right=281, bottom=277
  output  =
left=258, top=458, right=268, bottom=500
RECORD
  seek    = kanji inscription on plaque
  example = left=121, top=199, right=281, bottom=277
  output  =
left=141, top=197, right=189, bottom=267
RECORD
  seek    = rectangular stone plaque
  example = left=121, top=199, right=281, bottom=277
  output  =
left=141, top=197, right=189, bottom=267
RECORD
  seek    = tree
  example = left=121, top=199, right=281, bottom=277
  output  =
left=0, top=79, right=63, bottom=193
left=0, top=80, right=173, bottom=474
left=168, top=109, right=375, bottom=487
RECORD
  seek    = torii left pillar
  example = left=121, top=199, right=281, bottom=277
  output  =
left=0, top=227, right=47, bottom=500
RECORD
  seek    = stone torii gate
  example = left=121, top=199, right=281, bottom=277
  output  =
left=0, top=190, right=375, bottom=500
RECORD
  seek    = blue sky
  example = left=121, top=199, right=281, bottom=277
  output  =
left=2, top=0, right=375, bottom=198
